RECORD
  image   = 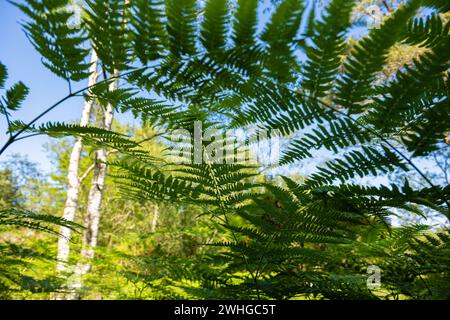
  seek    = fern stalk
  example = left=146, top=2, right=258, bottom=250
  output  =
left=0, top=65, right=149, bottom=157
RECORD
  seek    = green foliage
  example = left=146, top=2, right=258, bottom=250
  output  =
left=335, top=0, right=420, bottom=114
left=0, top=243, right=63, bottom=298
left=260, top=0, right=303, bottom=83
left=166, top=0, right=198, bottom=57
left=400, top=98, right=449, bottom=157
left=306, top=145, right=408, bottom=187
left=233, top=0, right=258, bottom=47
left=344, top=225, right=450, bottom=299
left=201, top=0, right=229, bottom=53
left=131, top=0, right=167, bottom=64
left=302, top=0, right=355, bottom=98
left=422, top=0, right=450, bottom=12
left=0, top=208, right=82, bottom=297
left=0, top=62, right=29, bottom=119
left=2, top=0, right=449, bottom=300
left=12, top=0, right=91, bottom=81
left=84, top=0, right=131, bottom=73
left=9, top=121, right=147, bottom=156
left=404, top=13, right=450, bottom=48
left=0, top=208, right=81, bottom=237
left=108, top=0, right=450, bottom=300
left=0, top=63, right=7, bottom=89
left=4, top=82, right=29, bottom=112
left=0, top=169, right=21, bottom=209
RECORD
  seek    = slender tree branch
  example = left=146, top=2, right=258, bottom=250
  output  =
left=78, top=163, right=96, bottom=184
left=68, top=79, right=72, bottom=95
left=433, top=152, right=449, bottom=185
left=78, top=149, right=119, bottom=184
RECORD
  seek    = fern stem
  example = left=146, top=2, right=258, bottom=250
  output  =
left=253, top=234, right=275, bottom=299
left=13, top=133, right=44, bottom=142
left=0, top=66, right=150, bottom=157
left=381, top=0, right=393, bottom=12
left=0, top=104, right=12, bottom=138
left=205, top=160, right=260, bottom=298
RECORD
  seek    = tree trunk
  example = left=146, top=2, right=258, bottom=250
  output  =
left=70, top=0, right=130, bottom=299
left=151, top=205, right=159, bottom=232
left=69, top=71, right=118, bottom=298
left=56, top=50, right=99, bottom=274
left=79, top=72, right=117, bottom=269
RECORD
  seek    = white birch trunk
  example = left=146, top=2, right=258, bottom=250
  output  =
left=70, top=0, right=130, bottom=298
left=69, top=72, right=118, bottom=298
left=151, top=205, right=159, bottom=233
left=56, top=50, right=99, bottom=273
left=79, top=73, right=117, bottom=269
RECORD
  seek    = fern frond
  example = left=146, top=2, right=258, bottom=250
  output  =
left=280, top=117, right=371, bottom=165
left=87, top=83, right=137, bottom=107
left=421, top=0, right=450, bottom=12
left=13, top=0, right=91, bottom=81
left=11, top=121, right=143, bottom=154
left=0, top=208, right=82, bottom=238
left=166, top=0, right=197, bottom=57
left=0, top=62, right=7, bottom=89
left=85, top=0, right=131, bottom=72
left=335, top=1, right=420, bottom=114
left=233, top=0, right=258, bottom=47
left=3, top=82, right=29, bottom=112
left=306, top=145, right=408, bottom=187
left=111, top=157, right=201, bottom=202
left=131, top=0, right=167, bottom=64
left=366, top=36, right=450, bottom=137
left=400, top=97, right=450, bottom=157
left=201, top=0, right=229, bottom=53
left=404, top=13, right=450, bottom=48
left=301, top=0, right=355, bottom=98
left=260, top=0, right=304, bottom=83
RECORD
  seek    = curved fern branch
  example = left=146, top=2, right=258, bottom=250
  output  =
left=0, top=66, right=150, bottom=156
left=291, top=90, right=450, bottom=217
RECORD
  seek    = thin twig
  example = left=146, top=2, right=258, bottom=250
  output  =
left=13, top=133, right=44, bottom=142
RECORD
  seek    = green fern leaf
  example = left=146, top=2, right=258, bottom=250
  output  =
left=166, top=0, right=197, bottom=57
left=13, top=0, right=91, bottom=81
left=201, top=0, right=229, bottom=53
left=233, top=0, right=258, bottom=47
